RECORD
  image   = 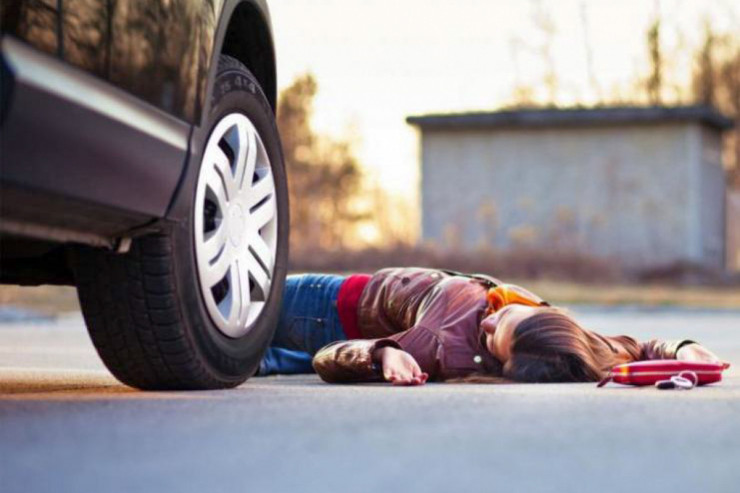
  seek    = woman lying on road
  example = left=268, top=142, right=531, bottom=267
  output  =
left=257, top=268, right=723, bottom=385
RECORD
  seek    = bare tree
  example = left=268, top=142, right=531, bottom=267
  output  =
left=646, top=17, right=663, bottom=105
left=579, top=1, right=602, bottom=104
left=506, top=1, right=558, bottom=108
left=277, top=73, right=367, bottom=252
left=691, top=23, right=740, bottom=187
left=693, top=20, right=717, bottom=107
left=532, top=0, right=558, bottom=105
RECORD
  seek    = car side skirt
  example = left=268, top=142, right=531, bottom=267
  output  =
left=1, top=37, right=191, bottom=241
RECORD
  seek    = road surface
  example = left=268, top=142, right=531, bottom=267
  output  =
left=1, top=306, right=739, bottom=493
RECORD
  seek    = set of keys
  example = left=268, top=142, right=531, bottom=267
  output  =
left=654, top=371, right=698, bottom=390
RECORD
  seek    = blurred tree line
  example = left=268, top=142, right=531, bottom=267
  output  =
left=644, top=14, right=740, bottom=187
left=509, top=1, right=740, bottom=188
left=690, top=21, right=740, bottom=188
left=276, top=74, right=366, bottom=252
left=277, top=74, right=415, bottom=255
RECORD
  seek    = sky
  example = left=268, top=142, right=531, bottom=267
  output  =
left=269, top=0, right=739, bottom=206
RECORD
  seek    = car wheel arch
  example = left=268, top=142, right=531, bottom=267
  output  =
left=166, top=0, right=277, bottom=222
left=214, top=1, right=277, bottom=116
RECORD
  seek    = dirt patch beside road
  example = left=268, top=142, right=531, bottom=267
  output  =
left=3, top=280, right=740, bottom=318
left=0, top=286, right=79, bottom=316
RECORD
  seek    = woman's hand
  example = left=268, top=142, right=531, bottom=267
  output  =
left=373, top=347, right=428, bottom=386
left=676, top=343, right=725, bottom=366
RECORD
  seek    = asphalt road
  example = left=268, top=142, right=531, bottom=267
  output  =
left=1, top=307, right=739, bottom=493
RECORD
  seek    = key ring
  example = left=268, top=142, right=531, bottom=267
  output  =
left=655, top=371, right=698, bottom=390
left=678, top=370, right=698, bottom=386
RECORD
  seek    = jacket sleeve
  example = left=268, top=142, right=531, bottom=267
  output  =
left=604, top=334, right=697, bottom=362
left=312, top=325, right=443, bottom=383
left=312, top=339, right=401, bottom=383
left=639, top=339, right=697, bottom=360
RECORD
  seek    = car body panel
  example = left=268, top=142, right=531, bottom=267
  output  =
left=0, top=0, right=277, bottom=286
left=0, top=0, right=275, bottom=230
left=0, top=0, right=274, bottom=125
left=1, top=37, right=190, bottom=219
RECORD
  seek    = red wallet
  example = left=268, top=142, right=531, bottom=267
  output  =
left=597, top=360, right=727, bottom=387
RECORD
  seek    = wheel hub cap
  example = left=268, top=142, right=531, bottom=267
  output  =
left=227, top=204, right=245, bottom=247
left=194, top=113, right=278, bottom=338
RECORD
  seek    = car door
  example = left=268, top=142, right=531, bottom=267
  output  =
left=60, top=0, right=216, bottom=124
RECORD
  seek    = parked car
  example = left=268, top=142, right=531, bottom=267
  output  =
left=0, top=0, right=289, bottom=390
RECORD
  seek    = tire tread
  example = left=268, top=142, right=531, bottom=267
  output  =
left=72, top=235, right=229, bottom=390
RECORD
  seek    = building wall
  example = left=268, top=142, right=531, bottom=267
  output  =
left=728, top=190, right=740, bottom=271
left=699, top=127, right=727, bottom=270
left=420, top=123, right=723, bottom=270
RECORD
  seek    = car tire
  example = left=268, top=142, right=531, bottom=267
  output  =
left=71, top=55, right=289, bottom=390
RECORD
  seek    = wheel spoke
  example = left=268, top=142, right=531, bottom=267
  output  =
left=227, top=259, right=243, bottom=326
left=205, top=249, right=231, bottom=288
left=241, top=126, right=257, bottom=191
left=212, top=147, right=238, bottom=201
left=232, top=122, right=249, bottom=190
left=202, top=222, right=227, bottom=262
left=250, top=195, right=276, bottom=230
left=244, top=248, right=271, bottom=296
left=206, top=168, right=228, bottom=209
left=247, top=230, right=273, bottom=273
left=247, top=173, right=274, bottom=208
left=236, top=253, right=252, bottom=326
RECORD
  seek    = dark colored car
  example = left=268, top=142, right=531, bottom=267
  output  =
left=0, top=1, right=289, bottom=390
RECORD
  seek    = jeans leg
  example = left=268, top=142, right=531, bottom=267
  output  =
left=270, top=274, right=346, bottom=352
left=256, top=274, right=346, bottom=375
left=257, top=347, right=315, bottom=376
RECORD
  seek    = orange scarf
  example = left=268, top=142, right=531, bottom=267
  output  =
left=485, top=284, right=548, bottom=316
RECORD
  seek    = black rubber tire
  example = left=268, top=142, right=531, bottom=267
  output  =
left=71, top=56, right=289, bottom=390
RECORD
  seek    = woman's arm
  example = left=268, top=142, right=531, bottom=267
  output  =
left=311, top=340, right=428, bottom=385
left=605, top=335, right=724, bottom=366
left=675, top=343, right=723, bottom=364
left=312, top=339, right=398, bottom=383
left=312, top=328, right=437, bottom=385
left=638, top=339, right=725, bottom=365
left=602, top=335, right=703, bottom=361
left=640, top=339, right=697, bottom=360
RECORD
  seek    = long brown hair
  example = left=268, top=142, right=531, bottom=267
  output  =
left=452, top=308, right=623, bottom=384
left=501, top=309, right=622, bottom=382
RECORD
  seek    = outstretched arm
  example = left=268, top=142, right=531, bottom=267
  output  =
left=603, top=335, right=722, bottom=364
left=640, top=339, right=723, bottom=364
left=312, top=338, right=431, bottom=385
left=312, top=339, right=396, bottom=384
left=639, top=339, right=697, bottom=360
left=675, top=342, right=724, bottom=365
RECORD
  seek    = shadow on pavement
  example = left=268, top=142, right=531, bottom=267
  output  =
left=0, top=369, right=216, bottom=401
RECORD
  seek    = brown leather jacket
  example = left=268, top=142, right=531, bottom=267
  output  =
left=312, top=268, right=689, bottom=383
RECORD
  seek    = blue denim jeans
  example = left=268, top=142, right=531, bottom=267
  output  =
left=257, top=274, right=347, bottom=375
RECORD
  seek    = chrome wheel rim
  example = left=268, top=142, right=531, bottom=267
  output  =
left=194, top=113, right=278, bottom=338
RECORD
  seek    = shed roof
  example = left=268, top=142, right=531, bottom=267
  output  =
left=406, top=105, right=734, bottom=131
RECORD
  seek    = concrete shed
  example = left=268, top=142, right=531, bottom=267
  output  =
left=407, top=106, right=734, bottom=272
